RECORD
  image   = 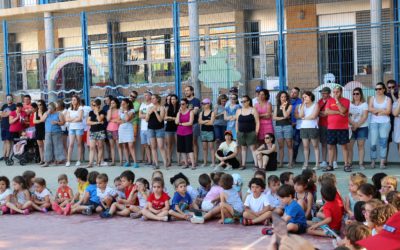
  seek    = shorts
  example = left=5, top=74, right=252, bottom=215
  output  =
left=193, top=123, right=200, bottom=137
left=290, top=223, right=307, bottom=234
left=69, top=129, right=84, bottom=136
left=201, top=131, right=214, bottom=142
left=83, top=201, right=100, bottom=211
left=140, top=130, right=151, bottom=145
left=327, top=129, right=350, bottom=145
left=133, top=124, right=139, bottom=137
left=214, top=125, right=226, bottom=142
left=351, top=126, right=368, bottom=140
left=177, top=134, right=193, bottom=153
left=165, top=131, right=176, bottom=137
left=107, top=130, right=119, bottom=140
left=319, top=126, right=328, bottom=144
left=201, top=200, right=215, bottom=212
left=300, top=128, right=319, bottom=140
left=1, top=129, right=12, bottom=141
left=237, top=131, right=257, bottom=146
left=275, top=125, right=293, bottom=139
left=90, top=131, right=106, bottom=141
left=148, top=128, right=165, bottom=138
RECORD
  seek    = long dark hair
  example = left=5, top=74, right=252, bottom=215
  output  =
left=168, top=94, right=180, bottom=114
left=276, top=91, right=290, bottom=107
left=12, top=176, right=28, bottom=195
left=37, top=99, right=48, bottom=113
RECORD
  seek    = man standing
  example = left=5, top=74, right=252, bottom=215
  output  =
left=1, top=94, right=16, bottom=160
left=324, top=86, right=351, bottom=172
left=290, top=87, right=302, bottom=165
left=139, top=90, right=153, bottom=165
left=185, top=86, right=201, bottom=166
left=386, top=80, right=398, bottom=163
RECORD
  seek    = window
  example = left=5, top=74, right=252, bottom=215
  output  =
left=127, top=37, right=146, bottom=62
left=209, top=26, right=236, bottom=56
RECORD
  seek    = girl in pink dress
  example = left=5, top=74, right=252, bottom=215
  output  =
left=255, top=89, right=274, bottom=142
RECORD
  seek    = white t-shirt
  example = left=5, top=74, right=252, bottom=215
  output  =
left=139, top=102, right=154, bottom=131
left=138, top=191, right=148, bottom=208
left=265, top=190, right=282, bottom=209
left=97, top=186, right=117, bottom=202
left=0, top=188, right=12, bottom=205
left=34, top=188, right=51, bottom=202
left=244, top=193, right=269, bottom=213
left=68, top=106, right=84, bottom=130
left=349, top=102, right=368, bottom=128
left=218, top=141, right=238, bottom=155
left=187, top=185, right=199, bottom=202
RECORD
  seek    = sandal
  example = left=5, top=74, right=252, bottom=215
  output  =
left=86, top=163, right=94, bottom=168
left=110, top=162, right=115, bottom=166
left=182, top=165, right=189, bottom=169
left=239, top=166, right=246, bottom=170
left=323, top=165, right=334, bottom=172
left=191, top=166, right=197, bottom=170
left=344, top=165, right=352, bottom=172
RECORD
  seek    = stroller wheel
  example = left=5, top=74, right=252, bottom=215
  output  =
left=19, top=159, right=27, bottom=166
left=5, top=159, right=14, bottom=166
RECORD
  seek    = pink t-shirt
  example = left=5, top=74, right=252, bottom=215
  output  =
left=9, top=110, right=26, bottom=133
left=203, top=185, right=223, bottom=202
left=107, top=109, right=120, bottom=131
left=177, top=110, right=193, bottom=136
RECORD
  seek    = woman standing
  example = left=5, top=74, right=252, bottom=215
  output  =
left=107, top=98, right=122, bottom=166
left=118, top=98, right=138, bottom=168
left=348, top=88, right=369, bottom=170
left=40, top=102, right=66, bottom=167
left=56, top=100, right=68, bottom=156
left=369, top=82, right=392, bottom=169
left=224, top=94, right=240, bottom=140
left=255, top=89, right=274, bottom=143
left=214, top=94, right=227, bottom=148
left=236, top=95, right=260, bottom=170
left=87, top=99, right=107, bottom=168
left=392, top=97, right=400, bottom=156
left=34, top=100, right=47, bottom=165
left=65, top=95, right=84, bottom=167
left=198, top=98, right=216, bottom=168
left=175, top=98, right=195, bottom=169
left=164, top=94, right=180, bottom=167
left=298, top=91, right=320, bottom=170
left=273, top=91, right=293, bottom=168
left=146, top=94, right=167, bottom=169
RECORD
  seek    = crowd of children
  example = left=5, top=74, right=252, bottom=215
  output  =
left=0, top=169, right=399, bottom=249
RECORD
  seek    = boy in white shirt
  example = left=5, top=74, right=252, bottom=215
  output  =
left=96, top=173, right=117, bottom=213
left=243, top=178, right=272, bottom=225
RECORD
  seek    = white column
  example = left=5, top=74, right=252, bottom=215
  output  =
left=189, top=0, right=201, bottom=98
left=370, top=0, right=383, bottom=85
left=44, top=12, right=56, bottom=101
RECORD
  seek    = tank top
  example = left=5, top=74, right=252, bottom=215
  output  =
left=107, top=109, right=120, bottom=131
left=201, top=110, right=214, bottom=132
left=45, top=112, right=62, bottom=133
left=371, top=96, right=390, bottom=123
left=148, top=108, right=164, bottom=130
left=165, top=105, right=178, bottom=132
left=35, top=112, right=45, bottom=132
left=238, top=109, right=256, bottom=133
left=177, top=110, right=193, bottom=136
left=300, top=103, right=319, bottom=129
left=276, top=104, right=291, bottom=126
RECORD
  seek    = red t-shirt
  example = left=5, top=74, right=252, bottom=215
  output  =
left=124, top=184, right=139, bottom=205
left=147, top=192, right=170, bottom=210
left=326, top=97, right=350, bottom=130
left=9, top=110, right=27, bottom=133
left=318, top=98, right=331, bottom=127
left=57, top=186, right=72, bottom=199
left=323, top=192, right=344, bottom=231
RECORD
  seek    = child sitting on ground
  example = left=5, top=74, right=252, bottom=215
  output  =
left=307, top=183, right=344, bottom=237
left=168, top=178, right=200, bottom=222
left=294, top=175, right=314, bottom=219
left=244, top=170, right=268, bottom=201
left=369, top=204, right=398, bottom=235
left=242, top=178, right=272, bottom=226
left=0, top=176, right=12, bottom=215
left=66, top=171, right=100, bottom=216
left=218, top=174, right=243, bottom=224
left=362, top=199, right=383, bottom=230
left=265, top=175, right=284, bottom=215
left=114, top=177, right=126, bottom=199
left=196, top=173, right=211, bottom=207
left=31, top=178, right=51, bottom=213
left=339, top=223, right=371, bottom=250
left=386, top=191, right=400, bottom=210
left=22, top=170, right=36, bottom=196
left=129, top=178, right=150, bottom=219
left=6, top=176, right=31, bottom=215
left=96, top=173, right=117, bottom=213
left=52, top=174, right=74, bottom=214
left=345, top=173, right=367, bottom=219
left=276, top=184, right=307, bottom=234
left=141, top=177, right=170, bottom=222
left=170, top=172, right=198, bottom=201
left=357, top=183, right=377, bottom=202
left=73, top=168, right=89, bottom=202
left=201, top=172, right=224, bottom=212
left=280, top=172, right=294, bottom=186
left=380, top=176, right=398, bottom=202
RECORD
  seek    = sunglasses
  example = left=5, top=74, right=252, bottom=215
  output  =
left=130, top=95, right=137, bottom=98
left=241, top=100, right=249, bottom=104
left=388, top=86, right=395, bottom=89
left=180, top=103, right=187, bottom=105
left=353, top=93, right=360, bottom=96
left=201, top=103, right=209, bottom=105
left=264, top=137, right=271, bottom=140
left=375, top=88, right=383, bottom=91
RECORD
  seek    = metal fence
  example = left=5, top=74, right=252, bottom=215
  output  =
left=1, top=0, right=399, bottom=104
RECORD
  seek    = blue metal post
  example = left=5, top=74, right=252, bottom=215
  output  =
left=2, top=20, right=10, bottom=95
left=107, top=22, right=114, bottom=83
left=81, top=12, right=90, bottom=105
left=276, top=0, right=286, bottom=91
left=173, top=1, right=182, bottom=98
left=394, top=0, right=400, bottom=84
left=338, top=30, right=343, bottom=85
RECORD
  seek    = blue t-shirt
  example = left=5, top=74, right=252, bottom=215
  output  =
left=188, top=98, right=201, bottom=123
left=197, top=186, right=208, bottom=199
left=85, top=184, right=100, bottom=204
left=291, top=98, right=302, bottom=124
left=171, top=192, right=192, bottom=211
left=285, top=200, right=307, bottom=226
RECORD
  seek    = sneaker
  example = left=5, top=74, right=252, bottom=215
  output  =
left=100, top=211, right=112, bottom=218
left=65, top=161, right=71, bottom=167
left=380, top=164, right=386, bottom=169
left=333, top=161, right=338, bottom=169
left=190, top=215, right=205, bottom=224
left=130, top=212, right=142, bottom=219
left=209, top=164, right=215, bottom=168
left=162, top=216, right=169, bottom=222
left=200, top=163, right=207, bottom=168
left=225, top=165, right=233, bottom=171
left=100, top=162, right=108, bottom=167
left=23, top=209, right=30, bottom=215
left=75, top=161, right=81, bottom=167
left=213, top=165, right=224, bottom=172
left=133, top=163, right=139, bottom=168
left=320, top=161, right=328, bottom=168
left=261, top=227, right=274, bottom=235
left=302, top=165, right=308, bottom=170
left=124, top=162, right=131, bottom=167
left=82, top=206, right=93, bottom=216
left=359, top=165, right=366, bottom=170
left=312, top=166, right=319, bottom=170
left=223, top=218, right=235, bottom=224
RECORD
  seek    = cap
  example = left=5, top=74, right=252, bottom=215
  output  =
left=357, top=211, right=400, bottom=250
left=255, top=86, right=263, bottom=92
left=232, top=173, right=243, bottom=192
left=319, top=87, right=331, bottom=94
left=201, top=98, right=211, bottom=104
left=224, top=130, right=233, bottom=136
left=230, top=86, right=238, bottom=93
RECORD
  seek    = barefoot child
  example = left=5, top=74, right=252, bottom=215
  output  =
left=31, top=178, right=51, bottom=213
left=52, top=174, right=74, bottom=214
left=6, top=176, right=32, bottom=215
left=141, top=177, right=170, bottom=222
left=0, top=176, right=12, bottom=215
left=242, top=178, right=272, bottom=226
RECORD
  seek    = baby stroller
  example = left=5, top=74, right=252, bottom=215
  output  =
left=5, top=137, right=40, bottom=166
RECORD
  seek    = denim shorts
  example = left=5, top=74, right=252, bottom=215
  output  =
left=148, top=128, right=165, bottom=139
left=140, top=130, right=151, bottom=145
left=69, top=129, right=84, bottom=136
left=193, top=123, right=201, bottom=137
left=201, top=131, right=215, bottom=142
left=351, top=126, right=368, bottom=140
left=275, top=125, right=293, bottom=139
left=165, top=131, right=176, bottom=137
